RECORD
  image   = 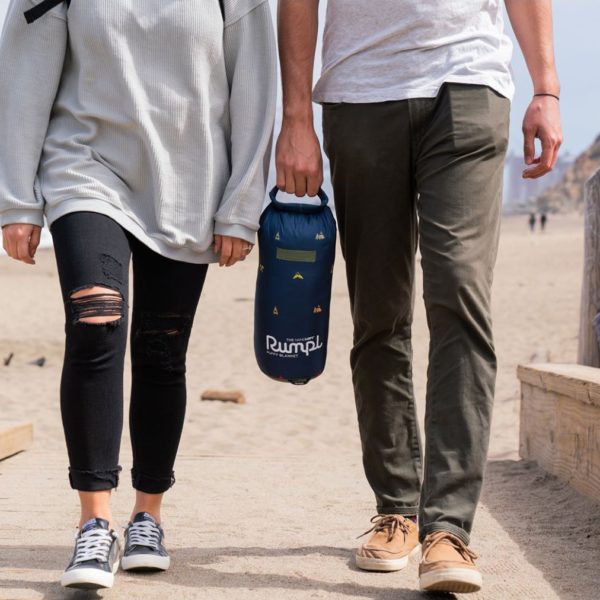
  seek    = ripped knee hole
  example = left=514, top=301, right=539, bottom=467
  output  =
left=69, top=289, right=125, bottom=324
left=137, top=313, right=191, bottom=337
left=133, top=313, right=192, bottom=367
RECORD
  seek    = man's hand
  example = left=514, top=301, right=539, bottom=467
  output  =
left=522, top=95, right=563, bottom=179
left=213, top=234, right=254, bottom=267
left=505, top=0, right=562, bottom=179
left=2, top=223, right=41, bottom=265
left=276, top=120, right=323, bottom=197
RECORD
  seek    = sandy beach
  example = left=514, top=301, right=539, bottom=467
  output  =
left=1, top=212, right=600, bottom=599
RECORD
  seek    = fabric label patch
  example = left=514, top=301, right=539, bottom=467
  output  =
left=276, top=248, right=317, bottom=263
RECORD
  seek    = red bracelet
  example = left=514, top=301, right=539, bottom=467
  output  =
left=534, top=93, right=560, bottom=101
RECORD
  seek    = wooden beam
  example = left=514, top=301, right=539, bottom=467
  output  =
left=578, top=169, right=600, bottom=367
left=518, top=363, right=600, bottom=504
left=0, top=422, right=33, bottom=461
left=517, top=363, right=600, bottom=408
left=200, top=390, right=246, bottom=404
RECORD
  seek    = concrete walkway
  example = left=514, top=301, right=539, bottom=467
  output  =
left=1, top=216, right=598, bottom=599
left=2, top=449, right=598, bottom=600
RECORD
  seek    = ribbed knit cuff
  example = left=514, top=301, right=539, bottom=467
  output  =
left=0, top=208, right=44, bottom=228
left=213, top=221, right=256, bottom=244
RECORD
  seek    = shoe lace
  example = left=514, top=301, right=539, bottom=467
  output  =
left=357, top=514, right=411, bottom=543
left=73, top=528, right=114, bottom=564
left=422, top=531, right=478, bottom=563
left=127, top=520, right=161, bottom=550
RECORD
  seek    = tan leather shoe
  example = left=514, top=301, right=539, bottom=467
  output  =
left=355, top=514, right=420, bottom=572
left=419, top=531, right=482, bottom=593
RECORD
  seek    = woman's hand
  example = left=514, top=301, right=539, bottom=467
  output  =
left=2, top=223, right=41, bottom=265
left=213, top=234, right=254, bottom=267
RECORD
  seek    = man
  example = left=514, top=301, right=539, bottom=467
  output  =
left=276, top=0, right=561, bottom=594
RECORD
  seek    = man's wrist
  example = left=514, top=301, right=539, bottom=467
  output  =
left=532, top=75, right=560, bottom=97
left=282, top=103, right=314, bottom=127
left=533, top=92, right=560, bottom=101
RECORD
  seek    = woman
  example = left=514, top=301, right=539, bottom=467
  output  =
left=0, top=0, right=276, bottom=589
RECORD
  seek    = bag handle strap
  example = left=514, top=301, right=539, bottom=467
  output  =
left=25, top=0, right=224, bottom=24
left=24, top=0, right=70, bottom=24
left=268, top=186, right=329, bottom=214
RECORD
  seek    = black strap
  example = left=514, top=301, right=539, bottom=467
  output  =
left=24, top=0, right=70, bottom=24
left=26, top=0, right=224, bottom=24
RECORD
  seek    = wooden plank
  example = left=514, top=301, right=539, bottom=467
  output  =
left=519, top=382, right=558, bottom=467
left=554, top=394, right=600, bottom=502
left=200, top=390, right=246, bottom=404
left=519, top=371, right=600, bottom=504
left=578, top=169, right=600, bottom=367
left=517, top=363, right=600, bottom=408
left=0, top=422, right=33, bottom=461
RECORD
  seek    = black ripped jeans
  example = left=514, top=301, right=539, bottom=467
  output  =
left=50, top=212, right=208, bottom=493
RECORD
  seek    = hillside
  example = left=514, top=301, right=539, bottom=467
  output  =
left=537, top=134, right=600, bottom=212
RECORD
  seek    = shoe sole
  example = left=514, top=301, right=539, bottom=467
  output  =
left=60, top=560, right=119, bottom=590
left=121, top=554, right=171, bottom=572
left=419, top=567, right=482, bottom=593
left=355, top=544, right=420, bottom=572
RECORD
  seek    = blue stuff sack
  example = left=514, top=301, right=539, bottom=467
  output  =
left=254, top=186, right=337, bottom=385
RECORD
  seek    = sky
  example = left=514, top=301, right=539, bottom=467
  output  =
left=505, top=0, right=600, bottom=158
left=0, top=0, right=597, bottom=159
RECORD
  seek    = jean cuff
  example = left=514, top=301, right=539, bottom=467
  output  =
left=131, top=468, right=176, bottom=494
left=376, top=505, right=419, bottom=517
left=68, top=466, right=122, bottom=491
left=419, top=521, right=470, bottom=546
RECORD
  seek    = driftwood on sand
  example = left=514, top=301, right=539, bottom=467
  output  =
left=200, top=390, right=246, bottom=404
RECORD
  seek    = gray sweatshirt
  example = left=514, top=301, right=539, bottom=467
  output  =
left=0, top=0, right=277, bottom=263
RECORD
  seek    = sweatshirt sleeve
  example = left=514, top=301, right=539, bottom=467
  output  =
left=0, top=0, right=68, bottom=228
left=213, top=0, right=277, bottom=244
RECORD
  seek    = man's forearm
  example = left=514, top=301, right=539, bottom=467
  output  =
left=505, top=0, right=560, bottom=94
left=278, top=0, right=319, bottom=124
left=506, top=0, right=563, bottom=178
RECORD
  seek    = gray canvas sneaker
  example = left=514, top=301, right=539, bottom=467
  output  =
left=121, top=512, right=170, bottom=572
left=60, top=518, right=121, bottom=589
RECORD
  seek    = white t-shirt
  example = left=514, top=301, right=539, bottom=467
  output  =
left=313, top=0, right=514, bottom=103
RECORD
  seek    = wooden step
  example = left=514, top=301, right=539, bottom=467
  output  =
left=518, top=363, right=600, bottom=504
left=0, top=421, right=33, bottom=461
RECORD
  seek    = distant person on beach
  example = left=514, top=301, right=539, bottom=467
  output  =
left=0, top=0, right=275, bottom=590
left=276, top=0, right=562, bottom=594
left=529, top=212, right=537, bottom=232
left=541, top=212, right=548, bottom=231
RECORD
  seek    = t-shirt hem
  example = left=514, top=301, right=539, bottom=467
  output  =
left=45, top=199, right=219, bottom=265
left=313, top=76, right=514, bottom=104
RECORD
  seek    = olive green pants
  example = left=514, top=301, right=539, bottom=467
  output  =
left=322, top=83, right=510, bottom=544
